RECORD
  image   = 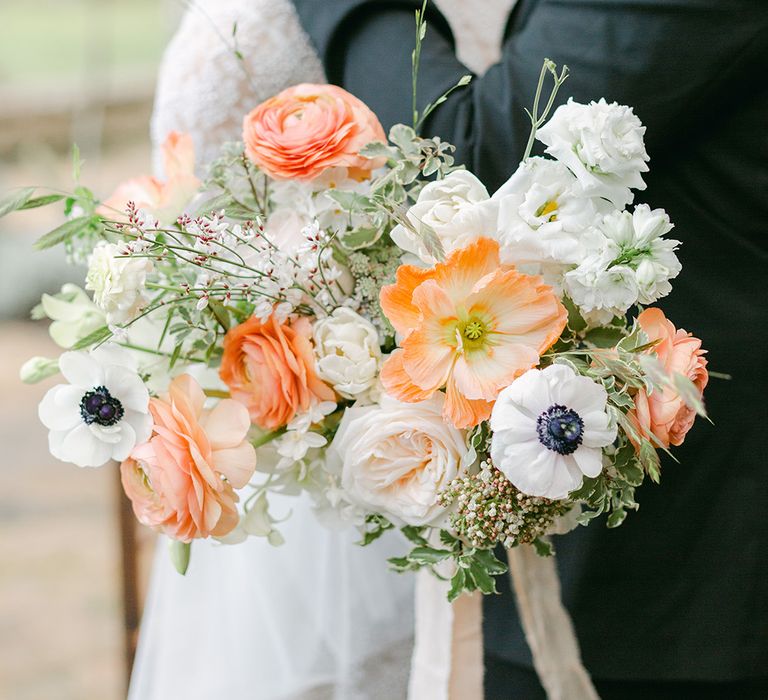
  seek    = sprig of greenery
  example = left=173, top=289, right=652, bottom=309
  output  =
left=522, top=59, right=570, bottom=162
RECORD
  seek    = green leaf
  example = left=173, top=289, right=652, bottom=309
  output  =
left=562, top=296, right=587, bottom=333
left=407, top=546, right=452, bottom=565
left=584, top=326, right=625, bottom=348
left=447, top=568, right=467, bottom=602
left=0, top=187, right=36, bottom=218
left=401, top=525, right=428, bottom=546
left=169, top=540, right=191, bottom=575
left=531, top=537, right=554, bottom=557
left=72, top=143, right=82, bottom=183
left=71, top=325, right=112, bottom=350
left=33, top=215, right=94, bottom=250
left=468, top=561, right=498, bottom=595
left=207, top=300, right=231, bottom=331
left=473, top=548, right=508, bottom=576
left=169, top=342, right=184, bottom=370
left=618, top=458, right=644, bottom=487
left=606, top=508, right=627, bottom=528
left=388, top=555, right=416, bottom=572
left=340, top=226, right=382, bottom=250
left=672, top=373, right=707, bottom=418
left=20, top=193, right=67, bottom=210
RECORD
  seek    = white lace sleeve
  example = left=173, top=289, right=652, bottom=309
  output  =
left=151, top=0, right=325, bottom=173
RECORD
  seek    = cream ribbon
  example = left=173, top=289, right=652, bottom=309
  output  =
left=407, top=542, right=598, bottom=699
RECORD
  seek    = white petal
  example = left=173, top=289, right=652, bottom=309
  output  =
left=91, top=343, right=138, bottom=371
left=111, top=422, right=136, bottom=462
left=581, top=412, right=618, bottom=448
left=124, top=409, right=153, bottom=445
left=38, top=385, right=82, bottom=431
left=547, top=457, right=584, bottom=499
left=59, top=423, right=114, bottom=467
left=59, top=351, right=103, bottom=388
left=493, top=438, right=559, bottom=498
left=104, top=365, right=149, bottom=412
left=572, top=446, right=604, bottom=478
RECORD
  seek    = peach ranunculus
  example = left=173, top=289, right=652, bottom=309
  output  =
left=629, top=307, right=708, bottom=448
left=120, top=374, right=256, bottom=542
left=242, top=83, right=386, bottom=181
left=219, top=314, right=335, bottom=430
left=100, top=131, right=200, bottom=224
left=380, top=237, right=567, bottom=429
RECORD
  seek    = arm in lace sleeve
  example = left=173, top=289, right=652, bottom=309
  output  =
left=151, top=0, right=325, bottom=175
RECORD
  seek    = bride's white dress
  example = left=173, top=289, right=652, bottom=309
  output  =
left=130, top=1, right=513, bottom=698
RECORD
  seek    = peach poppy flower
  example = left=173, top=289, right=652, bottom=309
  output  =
left=220, top=314, right=335, bottom=430
left=242, top=83, right=386, bottom=181
left=100, top=131, right=200, bottom=224
left=120, top=374, right=256, bottom=542
left=380, top=237, right=567, bottom=429
left=629, top=308, right=708, bottom=448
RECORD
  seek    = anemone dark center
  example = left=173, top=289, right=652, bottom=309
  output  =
left=536, top=404, right=584, bottom=455
left=80, top=386, right=124, bottom=427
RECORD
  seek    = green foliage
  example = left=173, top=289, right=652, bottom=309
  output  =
left=169, top=540, right=191, bottom=576
left=358, top=514, right=395, bottom=546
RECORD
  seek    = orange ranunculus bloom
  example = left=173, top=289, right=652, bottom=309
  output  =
left=242, top=83, right=386, bottom=181
left=629, top=308, right=708, bottom=448
left=380, top=237, right=567, bottom=429
left=99, top=131, right=200, bottom=224
left=120, top=374, right=256, bottom=542
left=220, top=314, right=335, bottom=430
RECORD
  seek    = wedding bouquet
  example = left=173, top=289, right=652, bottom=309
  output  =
left=16, top=49, right=708, bottom=601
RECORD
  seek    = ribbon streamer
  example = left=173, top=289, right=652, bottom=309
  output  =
left=507, top=544, right=599, bottom=700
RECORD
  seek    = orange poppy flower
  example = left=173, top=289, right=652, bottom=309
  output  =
left=380, top=237, right=567, bottom=428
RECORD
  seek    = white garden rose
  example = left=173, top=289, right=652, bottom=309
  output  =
left=537, top=98, right=649, bottom=208
left=390, top=170, right=497, bottom=264
left=39, top=283, right=106, bottom=348
left=328, top=393, right=471, bottom=526
left=313, top=307, right=382, bottom=400
left=493, top=157, right=610, bottom=272
left=85, top=241, right=153, bottom=326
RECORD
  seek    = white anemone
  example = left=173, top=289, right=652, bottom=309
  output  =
left=490, top=364, right=616, bottom=500
left=38, top=344, right=152, bottom=468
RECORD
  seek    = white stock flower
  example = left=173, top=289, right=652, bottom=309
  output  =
left=390, top=170, right=497, bottom=264
left=39, top=283, right=106, bottom=348
left=493, top=157, right=609, bottom=272
left=38, top=344, right=152, bottom=468
left=85, top=241, right=153, bottom=325
left=490, top=364, right=616, bottom=500
left=564, top=205, right=680, bottom=319
left=537, top=98, right=649, bottom=207
left=313, top=307, right=382, bottom=400
left=329, top=393, right=471, bottom=526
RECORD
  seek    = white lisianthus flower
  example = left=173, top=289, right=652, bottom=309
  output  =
left=493, top=157, right=610, bottom=272
left=85, top=241, right=153, bottom=325
left=39, top=283, right=106, bottom=348
left=313, top=307, right=382, bottom=400
left=490, top=364, right=616, bottom=500
left=328, top=393, right=471, bottom=526
left=564, top=253, right=639, bottom=324
left=537, top=98, right=649, bottom=208
left=390, top=170, right=497, bottom=264
left=38, top=344, right=152, bottom=468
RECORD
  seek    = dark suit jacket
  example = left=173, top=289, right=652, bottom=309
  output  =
left=292, top=0, right=768, bottom=681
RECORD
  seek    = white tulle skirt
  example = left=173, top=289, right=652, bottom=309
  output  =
left=128, top=492, right=414, bottom=700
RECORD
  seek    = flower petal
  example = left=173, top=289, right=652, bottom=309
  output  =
left=59, top=351, right=103, bottom=388
left=443, top=377, right=493, bottom=429
left=39, top=385, right=83, bottom=431
left=379, top=263, right=433, bottom=337
left=213, top=443, right=257, bottom=489
left=203, top=399, right=252, bottom=450
left=380, top=350, right=435, bottom=403
left=572, top=446, right=604, bottom=478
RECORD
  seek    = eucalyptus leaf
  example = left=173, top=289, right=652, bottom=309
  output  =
left=0, top=187, right=36, bottom=218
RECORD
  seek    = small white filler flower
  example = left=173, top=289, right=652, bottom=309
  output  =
left=38, top=344, right=152, bottom=468
left=490, top=364, right=616, bottom=500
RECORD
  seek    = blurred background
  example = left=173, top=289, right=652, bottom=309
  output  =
left=0, top=1, right=183, bottom=697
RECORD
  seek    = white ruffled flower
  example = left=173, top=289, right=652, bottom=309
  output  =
left=85, top=241, right=153, bottom=325
left=390, top=170, right=497, bottom=264
left=38, top=344, right=152, bottom=468
left=564, top=205, right=680, bottom=320
left=493, top=157, right=610, bottom=272
left=328, top=393, right=471, bottom=526
left=490, top=364, right=616, bottom=499
left=39, top=283, right=106, bottom=348
left=537, top=98, right=649, bottom=207
left=313, top=307, right=382, bottom=400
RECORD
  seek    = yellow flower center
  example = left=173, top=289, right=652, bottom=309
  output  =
left=536, top=199, right=559, bottom=222
left=457, top=317, right=489, bottom=351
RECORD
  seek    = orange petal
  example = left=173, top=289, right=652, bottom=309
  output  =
left=451, top=341, right=540, bottom=401
left=380, top=350, right=435, bottom=403
left=379, top=264, right=434, bottom=337
left=443, top=377, right=493, bottom=429
left=431, top=237, right=501, bottom=307
left=468, top=269, right=567, bottom=354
